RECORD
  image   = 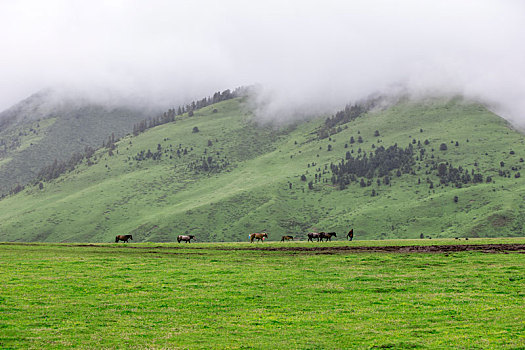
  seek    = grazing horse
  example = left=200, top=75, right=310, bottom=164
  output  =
left=347, top=229, right=354, bottom=241
left=249, top=232, right=268, bottom=243
left=115, top=234, right=133, bottom=243
left=307, top=232, right=321, bottom=242
left=320, top=232, right=337, bottom=242
left=281, top=235, right=294, bottom=242
left=177, top=235, right=195, bottom=243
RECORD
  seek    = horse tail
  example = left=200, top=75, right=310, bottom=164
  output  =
left=115, top=236, right=119, bottom=243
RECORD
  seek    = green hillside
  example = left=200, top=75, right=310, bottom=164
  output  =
left=0, top=91, right=151, bottom=194
left=0, top=96, right=524, bottom=242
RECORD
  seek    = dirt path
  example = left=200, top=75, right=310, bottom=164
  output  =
left=225, top=243, right=525, bottom=254
left=3, top=242, right=524, bottom=254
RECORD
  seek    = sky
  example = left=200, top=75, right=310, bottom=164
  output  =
left=1, top=0, right=524, bottom=123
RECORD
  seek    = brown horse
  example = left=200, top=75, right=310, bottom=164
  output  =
left=115, top=234, right=133, bottom=243
left=177, top=235, right=195, bottom=243
left=320, top=232, right=337, bottom=241
left=347, top=229, right=354, bottom=241
left=307, top=232, right=321, bottom=242
left=281, top=235, right=294, bottom=242
left=249, top=232, right=268, bottom=243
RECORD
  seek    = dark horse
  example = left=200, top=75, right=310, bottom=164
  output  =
left=115, top=234, right=133, bottom=243
left=320, top=232, right=337, bottom=241
left=307, top=232, right=321, bottom=242
left=249, top=232, right=268, bottom=243
left=347, top=229, right=354, bottom=241
left=281, top=235, right=294, bottom=242
left=177, top=235, right=195, bottom=243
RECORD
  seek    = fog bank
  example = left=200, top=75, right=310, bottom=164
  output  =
left=1, top=0, right=524, bottom=124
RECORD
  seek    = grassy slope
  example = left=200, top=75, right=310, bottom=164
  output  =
left=0, top=100, right=150, bottom=194
left=0, top=97, right=524, bottom=242
left=0, top=240, right=523, bottom=349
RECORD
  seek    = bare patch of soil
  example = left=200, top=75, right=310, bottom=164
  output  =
left=3, top=242, right=524, bottom=254
left=228, top=243, right=525, bottom=254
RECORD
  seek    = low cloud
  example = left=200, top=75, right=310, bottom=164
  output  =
left=1, top=0, right=524, bottom=124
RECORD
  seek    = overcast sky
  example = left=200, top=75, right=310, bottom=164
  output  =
left=1, top=0, right=524, bottom=123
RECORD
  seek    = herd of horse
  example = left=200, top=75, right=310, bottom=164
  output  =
left=114, top=229, right=354, bottom=243
left=283, top=229, right=353, bottom=242
left=247, top=229, right=354, bottom=243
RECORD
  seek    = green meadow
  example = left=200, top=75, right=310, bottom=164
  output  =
left=1, top=239, right=524, bottom=349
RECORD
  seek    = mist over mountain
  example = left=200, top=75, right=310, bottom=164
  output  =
left=1, top=1, right=524, bottom=125
left=0, top=89, right=153, bottom=194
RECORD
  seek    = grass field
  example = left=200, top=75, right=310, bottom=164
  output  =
left=1, top=239, right=524, bottom=349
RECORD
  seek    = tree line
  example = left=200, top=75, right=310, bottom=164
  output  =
left=329, top=144, right=416, bottom=190
left=132, top=87, right=250, bottom=136
left=303, top=136, right=513, bottom=193
left=317, top=96, right=383, bottom=139
left=36, top=146, right=96, bottom=182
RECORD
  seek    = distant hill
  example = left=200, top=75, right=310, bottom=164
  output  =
left=0, top=95, right=524, bottom=242
left=0, top=90, right=154, bottom=194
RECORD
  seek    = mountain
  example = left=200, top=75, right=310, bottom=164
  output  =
left=0, top=95, right=524, bottom=242
left=0, top=90, right=153, bottom=194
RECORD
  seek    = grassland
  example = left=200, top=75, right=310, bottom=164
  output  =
left=1, top=97, right=525, bottom=242
left=0, top=239, right=523, bottom=349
